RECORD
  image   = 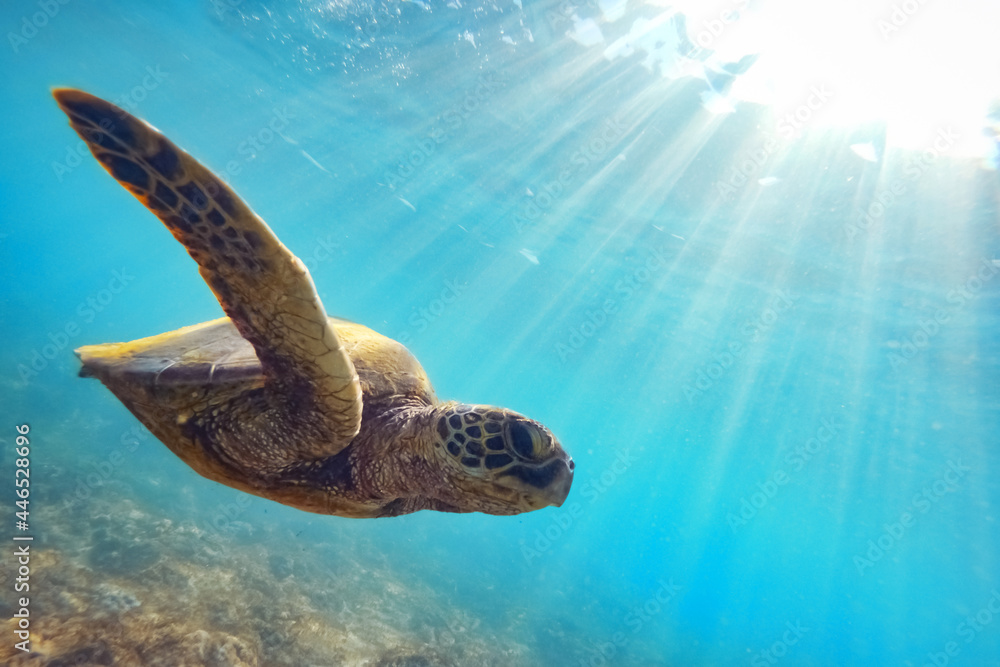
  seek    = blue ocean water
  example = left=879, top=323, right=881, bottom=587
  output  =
left=1, top=0, right=999, bottom=665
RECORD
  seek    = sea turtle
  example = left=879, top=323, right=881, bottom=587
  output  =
left=54, top=89, right=574, bottom=518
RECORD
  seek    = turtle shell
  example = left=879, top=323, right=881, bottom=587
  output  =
left=77, top=316, right=436, bottom=405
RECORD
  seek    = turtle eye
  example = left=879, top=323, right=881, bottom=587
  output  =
left=508, top=421, right=545, bottom=459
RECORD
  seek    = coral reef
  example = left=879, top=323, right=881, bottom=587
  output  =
left=0, top=493, right=532, bottom=666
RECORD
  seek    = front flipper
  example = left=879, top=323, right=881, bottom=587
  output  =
left=54, top=88, right=362, bottom=465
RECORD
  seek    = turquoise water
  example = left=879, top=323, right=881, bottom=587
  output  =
left=2, top=0, right=999, bottom=664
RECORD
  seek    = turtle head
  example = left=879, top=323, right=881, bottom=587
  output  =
left=429, top=403, right=574, bottom=515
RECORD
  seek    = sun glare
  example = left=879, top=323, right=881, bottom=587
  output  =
left=676, top=0, right=1000, bottom=157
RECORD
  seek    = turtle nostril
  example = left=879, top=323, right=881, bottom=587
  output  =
left=568, top=460, right=575, bottom=471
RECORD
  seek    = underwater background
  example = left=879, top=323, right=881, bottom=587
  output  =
left=1, top=0, right=999, bottom=664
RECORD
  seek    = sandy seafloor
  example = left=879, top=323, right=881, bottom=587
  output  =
left=1, top=0, right=1000, bottom=665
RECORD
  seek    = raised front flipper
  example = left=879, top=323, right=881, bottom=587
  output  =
left=54, top=88, right=362, bottom=467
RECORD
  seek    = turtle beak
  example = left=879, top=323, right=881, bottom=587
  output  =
left=490, top=452, right=575, bottom=512
left=542, top=455, right=574, bottom=507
